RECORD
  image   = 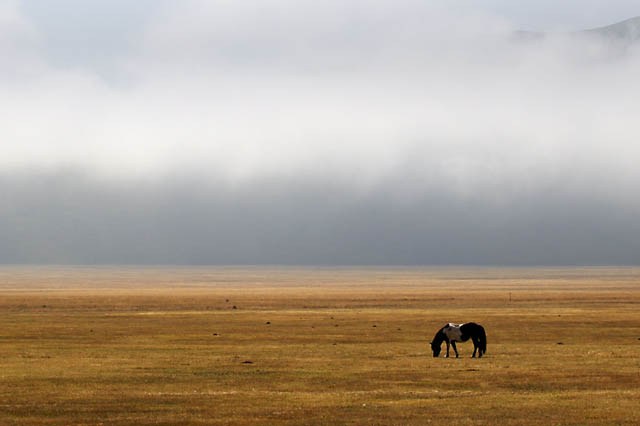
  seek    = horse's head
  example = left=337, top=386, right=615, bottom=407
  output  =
left=430, top=341, right=441, bottom=357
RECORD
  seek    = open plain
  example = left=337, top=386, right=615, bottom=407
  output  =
left=0, top=266, right=639, bottom=425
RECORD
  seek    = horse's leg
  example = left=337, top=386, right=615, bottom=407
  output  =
left=451, top=341, right=459, bottom=358
left=471, top=339, right=477, bottom=358
left=444, top=341, right=450, bottom=358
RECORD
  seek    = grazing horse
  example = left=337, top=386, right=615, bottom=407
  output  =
left=430, top=322, right=486, bottom=358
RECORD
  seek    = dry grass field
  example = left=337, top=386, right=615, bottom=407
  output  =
left=0, top=266, right=639, bottom=425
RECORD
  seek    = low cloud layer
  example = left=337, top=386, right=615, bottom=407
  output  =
left=2, top=1, right=640, bottom=264
left=2, top=170, right=639, bottom=265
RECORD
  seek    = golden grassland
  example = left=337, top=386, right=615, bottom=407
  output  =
left=0, top=266, right=639, bottom=425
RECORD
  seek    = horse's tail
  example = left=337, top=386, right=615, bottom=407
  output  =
left=478, top=325, right=487, bottom=354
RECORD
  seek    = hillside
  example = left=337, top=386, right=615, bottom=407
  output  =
left=584, top=16, right=640, bottom=41
left=514, top=16, right=640, bottom=44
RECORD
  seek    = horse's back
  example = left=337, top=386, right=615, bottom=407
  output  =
left=442, top=323, right=464, bottom=342
left=460, top=322, right=485, bottom=337
left=461, top=322, right=481, bottom=330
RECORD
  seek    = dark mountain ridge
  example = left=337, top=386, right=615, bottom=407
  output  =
left=583, top=16, right=640, bottom=41
left=514, top=16, right=640, bottom=43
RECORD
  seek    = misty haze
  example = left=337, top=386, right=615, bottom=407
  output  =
left=2, top=1, right=640, bottom=265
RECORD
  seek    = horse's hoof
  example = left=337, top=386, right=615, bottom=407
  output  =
left=455, top=355, right=459, bottom=358
left=444, top=355, right=449, bottom=358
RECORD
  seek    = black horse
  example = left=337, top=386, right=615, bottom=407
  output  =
left=430, top=322, right=486, bottom=358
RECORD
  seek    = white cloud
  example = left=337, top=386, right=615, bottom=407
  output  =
left=1, top=0, right=639, bottom=204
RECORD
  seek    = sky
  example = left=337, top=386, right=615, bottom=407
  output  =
left=1, top=0, right=640, bottom=265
